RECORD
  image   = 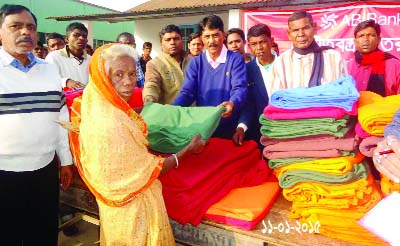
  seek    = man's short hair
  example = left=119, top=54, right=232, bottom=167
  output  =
left=116, top=32, right=135, bottom=42
left=0, top=4, right=37, bottom=26
left=159, top=25, right=182, bottom=42
left=354, top=19, right=381, bottom=38
left=288, top=10, right=314, bottom=25
left=36, top=41, right=44, bottom=47
left=226, top=28, right=245, bottom=42
left=247, top=24, right=272, bottom=40
left=143, top=42, right=152, bottom=48
left=199, top=15, right=224, bottom=33
left=188, top=32, right=201, bottom=43
left=46, top=32, right=64, bottom=44
left=66, top=22, right=88, bottom=35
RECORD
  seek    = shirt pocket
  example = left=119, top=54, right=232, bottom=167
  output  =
left=163, top=70, right=176, bottom=89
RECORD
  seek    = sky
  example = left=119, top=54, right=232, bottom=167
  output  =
left=80, top=0, right=150, bottom=12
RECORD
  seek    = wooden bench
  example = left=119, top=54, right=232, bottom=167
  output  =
left=60, top=175, right=356, bottom=246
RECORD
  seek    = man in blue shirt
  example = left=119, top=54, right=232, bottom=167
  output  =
left=174, top=15, right=247, bottom=139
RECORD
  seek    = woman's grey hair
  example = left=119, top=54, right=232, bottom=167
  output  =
left=103, top=44, right=138, bottom=73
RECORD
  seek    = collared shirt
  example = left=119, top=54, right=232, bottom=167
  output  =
left=268, top=48, right=347, bottom=99
left=0, top=48, right=45, bottom=73
left=45, top=46, right=91, bottom=87
left=206, top=45, right=228, bottom=69
left=237, top=56, right=275, bottom=133
left=256, top=55, right=275, bottom=91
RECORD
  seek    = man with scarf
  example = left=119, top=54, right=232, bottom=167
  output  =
left=349, top=19, right=400, bottom=96
left=268, top=10, right=347, bottom=97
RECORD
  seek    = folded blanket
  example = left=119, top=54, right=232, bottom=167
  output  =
left=380, top=175, right=400, bottom=196
left=284, top=174, right=374, bottom=206
left=356, top=122, right=373, bottom=138
left=265, top=149, right=350, bottom=159
left=277, top=161, right=369, bottom=189
left=160, top=138, right=273, bottom=226
left=261, top=131, right=358, bottom=150
left=141, top=103, right=224, bottom=153
left=268, top=157, right=318, bottom=169
left=359, top=136, right=384, bottom=157
left=274, top=152, right=364, bottom=177
left=293, top=207, right=387, bottom=246
left=263, top=104, right=357, bottom=120
left=358, top=91, right=400, bottom=136
left=259, top=115, right=352, bottom=139
left=270, top=75, right=359, bottom=111
left=205, top=182, right=280, bottom=230
left=262, top=131, right=359, bottom=159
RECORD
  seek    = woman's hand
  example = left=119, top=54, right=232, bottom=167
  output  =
left=184, top=134, right=207, bottom=155
left=160, top=134, right=207, bottom=176
left=373, top=135, right=400, bottom=183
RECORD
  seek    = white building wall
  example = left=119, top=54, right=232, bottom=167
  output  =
left=228, top=9, right=241, bottom=30
left=134, top=12, right=230, bottom=57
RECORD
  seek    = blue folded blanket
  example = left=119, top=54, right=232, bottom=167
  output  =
left=270, top=76, right=359, bottom=111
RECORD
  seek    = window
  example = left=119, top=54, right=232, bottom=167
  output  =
left=178, top=24, right=200, bottom=52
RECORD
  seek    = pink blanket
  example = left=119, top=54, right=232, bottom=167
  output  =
left=356, top=123, right=373, bottom=138
left=263, top=149, right=344, bottom=159
left=359, top=136, right=384, bottom=157
left=260, top=131, right=359, bottom=151
left=263, top=104, right=357, bottom=120
left=261, top=131, right=359, bottom=159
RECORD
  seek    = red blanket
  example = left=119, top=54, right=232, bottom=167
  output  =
left=159, top=138, right=274, bottom=225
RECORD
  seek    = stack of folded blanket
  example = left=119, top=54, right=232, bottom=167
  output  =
left=142, top=103, right=281, bottom=230
left=260, top=76, right=385, bottom=245
left=357, top=91, right=400, bottom=157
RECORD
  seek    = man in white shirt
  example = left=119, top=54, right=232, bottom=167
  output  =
left=0, top=4, right=73, bottom=245
left=234, top=24, right=276, bottom=147
left=269, top=10, right=346, bottom=97
left=46, top=22, right=91, bottom=89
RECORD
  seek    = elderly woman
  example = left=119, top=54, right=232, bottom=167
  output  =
left=68, top=43, right=206, bottom=245
left=373, top=109, right=400, bottom=183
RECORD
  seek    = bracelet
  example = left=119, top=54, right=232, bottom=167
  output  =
left=172, top=154, right=179, bottom=169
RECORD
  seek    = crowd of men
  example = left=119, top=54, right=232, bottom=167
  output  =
left=1, top=3, right=400, bottom=245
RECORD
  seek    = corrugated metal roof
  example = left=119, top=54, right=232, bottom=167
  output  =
left=47, top=0, right=365, bottom=22
left=127, top=0, right=271, bottom=12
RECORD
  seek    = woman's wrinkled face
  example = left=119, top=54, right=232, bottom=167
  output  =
left=107, top=55, right=137, bottom=102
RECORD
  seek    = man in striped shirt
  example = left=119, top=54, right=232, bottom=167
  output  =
left=268, top=10, right=347, bottom=97
left=0, top=4, right=73, bottom=245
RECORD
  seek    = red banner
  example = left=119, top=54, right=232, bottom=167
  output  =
left=243, top=2, right=400, bottom=62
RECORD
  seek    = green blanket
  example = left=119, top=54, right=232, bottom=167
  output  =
left=268, top=152, right=356, bottom=169
left=259, top=115, right=352, bottom=139
left=140, top=103, right=224, bottom=153
left=278, top=161, right=369, bottom=189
